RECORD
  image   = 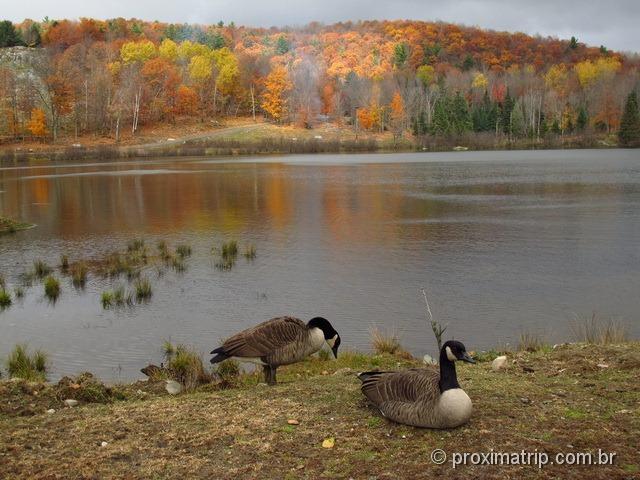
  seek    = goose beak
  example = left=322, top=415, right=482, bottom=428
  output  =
left=461, top=351, right=476, bottom=364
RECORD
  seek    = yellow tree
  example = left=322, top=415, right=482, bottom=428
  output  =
left=26, top=108, right=47, bottom=138
left=158, top=39, right=178, bottom=62
left=389, top=91, right=405, bottom=139
left=261, top=66, right=292, bottom=122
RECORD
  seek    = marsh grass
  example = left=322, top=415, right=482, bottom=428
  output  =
left=43, top=276, right=60, bottom=302
left=101, top=291, right=114, bottom=309
left=215, top=359, right=241, bottom=386
left=517, top=332, right=549, bottom=352
left=214, top=240, right=239, bottom=270
left=101, top=286, right=134, bottom=309
left=6, top=344, right=48, bottom=381
left=20, top=271, right=35, bottom=287
left=14, top=286, right=24, bottom=299
left=0, top=289, right=12, bottom=308
left=570, top=313, right=629, bottom=344
left=127, top=239, right=145, bottom=253
left=0, top=274, right=6, bottom=290
left=60, top=254, right=69, bottom=272
left=370, top=327, right=403, bottom=355
left=71, top=262, right=88, bottom=288
left=176, top=244, right=192, bottom=258
left=33, top=260, right=52, bottom=279
left=170, top=257, right=186, bottom=273
left=134, top=278, right=152, bottom=302
left=163, top=343, right=211, bottom=391
left=243, top=244, right=257, bottom=260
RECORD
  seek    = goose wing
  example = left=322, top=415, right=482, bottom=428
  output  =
left=359, top=367, right=440, bottom=407
left=219, top=316, right=307, bottom=358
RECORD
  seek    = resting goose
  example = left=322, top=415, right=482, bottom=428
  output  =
left=358, top=340, right=475, bottom=428
left=210, top=316, right=340, bottom=385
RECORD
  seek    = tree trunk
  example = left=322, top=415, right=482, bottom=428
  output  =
left=250, top=84, right=256, bottom=122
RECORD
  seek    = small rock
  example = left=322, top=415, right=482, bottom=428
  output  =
left=64, top=399, right=79, bottom=407
left=100, top=441, right=108, bottom=448
left=46, top=409, right=56, bottom=414
left=287, top=419, right=299, bottom=425
left=321, top=370, right=329, bottom=375
left=322, top=437, right=335, bottom=449
left=616, top=409, right=631, bottom=414
left=491, top=356, right=508, bottom=371
left=332, top=367, right=352, bottom=376
left=522, top=366, right=535, bottom=373
left=165, top=380, right=182, bottom=395
left=422, top=354, right=437, bottom=365
left=596, top=363, right=609, bottom=369
left=520, top=397, right=531, bottom=404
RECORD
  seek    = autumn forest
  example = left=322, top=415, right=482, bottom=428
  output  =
left=1, top=18, right=639, bottom=148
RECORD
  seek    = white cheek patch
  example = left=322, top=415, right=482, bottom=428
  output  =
left=446, top=346, right=457, bottom=362
left=327, top=335, right=337, bottom=347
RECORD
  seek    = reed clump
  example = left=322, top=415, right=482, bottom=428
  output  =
left=0, top=289, right=11, bottom=308
left=71, top=262, right=88, bottom=288
left=6, top=344, right=48, bottom=381
left=517, top=332, right=550, bottom=352
left=33, top=260, right=52, bottom=279
left=163, top=342, right=211, bottom=391
left=370, top=327, right=403, bottom=355
left=43, top=276, right=61, bottom=302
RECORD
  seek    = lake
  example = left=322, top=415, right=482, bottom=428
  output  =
left=1, top=149, right=639, bottom=381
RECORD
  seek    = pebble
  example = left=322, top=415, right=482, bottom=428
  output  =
left=596, top=363, right=609, bottom=369
left=46, top=409, right=56, bottom=414
left=63, top=399, right=79, bottom=407
left=287, top=419, right=299, bottom=425
left=520, top=397, right=531, bottom=404
left=165, top=380, right=182, bottom=395
left=491, top=356, right=508, bottom=371
left=100, top=441, right=108, bottom=448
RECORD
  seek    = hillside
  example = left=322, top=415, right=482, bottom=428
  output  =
left=0, top=18, right=639, bottom=149
left=1, top=343, right=639, bottom=479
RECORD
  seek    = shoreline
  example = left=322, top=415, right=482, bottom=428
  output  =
left=1, top=342, right=638, bottom=479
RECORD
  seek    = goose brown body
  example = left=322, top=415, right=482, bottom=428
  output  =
left=210, top=316, right=340, bottom=385
left=358, top=340, right=475, bottom=428
left=218, top=316, right=325, bottom=367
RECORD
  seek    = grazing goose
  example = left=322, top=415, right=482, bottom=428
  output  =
left=210, top=316, right=340, bottom=385
left=358, top=340, right=475, bottom=428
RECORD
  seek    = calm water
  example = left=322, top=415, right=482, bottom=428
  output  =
left=1, top=149, right=639, bottom=381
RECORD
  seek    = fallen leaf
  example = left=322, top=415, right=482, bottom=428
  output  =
left=322, top=437, right=335, bottom=449
left=287, top=419, right=299, bottom=425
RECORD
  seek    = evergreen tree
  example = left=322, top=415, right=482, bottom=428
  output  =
left=393, top=43, right=409, bottom=68
left=618, top=91, right=640, bottom=147
left=500, top=91, right=514, bottom=135
left=0, top=21, right=24, bottom=47
left=275, top=35, right=290, bottom=55
left=577, top=106, right=588, bottom=132
left=452, top=92, right=472, bottom=134
left=472, top=90, right=497, bottom=132
left=431, top=94, right=452, bottom=135
left=510, top=101, right=526, bottom=137
left=551, top=119, right=561, bottom=135
left=461, top=54, right=474, bottom=71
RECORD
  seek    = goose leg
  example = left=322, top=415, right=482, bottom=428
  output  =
left=263, top=365, right=277, bottom=385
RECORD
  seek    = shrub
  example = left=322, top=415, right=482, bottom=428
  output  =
left=6, top=344, right=48, bottom=381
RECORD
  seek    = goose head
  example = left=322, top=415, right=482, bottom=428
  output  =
left=442, top=340, right=475, bottom=364
left=308, top=317, right=341, bottom=358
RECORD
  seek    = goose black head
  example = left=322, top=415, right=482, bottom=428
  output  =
left=442, top=340, right=475, bottom=364
left=308, top=317, right=341, bottom=358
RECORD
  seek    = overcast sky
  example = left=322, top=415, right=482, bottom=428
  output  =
left=3, top=0, right=638, bottom=53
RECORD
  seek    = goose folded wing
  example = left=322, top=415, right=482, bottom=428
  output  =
left=221, top=316, right=306, bottom=358
left=360, top=368, right=440, bottom=405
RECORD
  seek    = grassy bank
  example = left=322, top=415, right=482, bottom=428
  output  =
left=0, top=120, right=623, bottom=164
left=1, top=342, right=638, bottom=479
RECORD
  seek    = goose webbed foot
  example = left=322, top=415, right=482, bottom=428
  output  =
left=263, top=365, right=277, bottom=385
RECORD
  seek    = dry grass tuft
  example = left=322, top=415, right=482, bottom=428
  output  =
left=517, top=332, right=549, bottom=352
left=570, top=313, right=629, bottom=344
left=6, top=344, right=48, bottom=381
left=163, top=343, right=211, bottom=391
left=370, top=327, right=403, bottom=355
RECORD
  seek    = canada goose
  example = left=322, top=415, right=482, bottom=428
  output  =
left=358, top=340, right=475, bottom=428
left=210, top=316, right=340, bottom=385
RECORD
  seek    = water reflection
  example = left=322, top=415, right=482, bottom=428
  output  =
left=0, top=149, right=638, bottom=380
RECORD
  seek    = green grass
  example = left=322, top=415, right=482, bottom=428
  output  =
left=6, top=344, right=48, bottom=381
left=0, top=289, right=12, bottom=308
left=101, top=291, right=114, bottom=309
left=163, top=343, right=211, bottom=390
left=43, top=275, right=60, bottom=302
